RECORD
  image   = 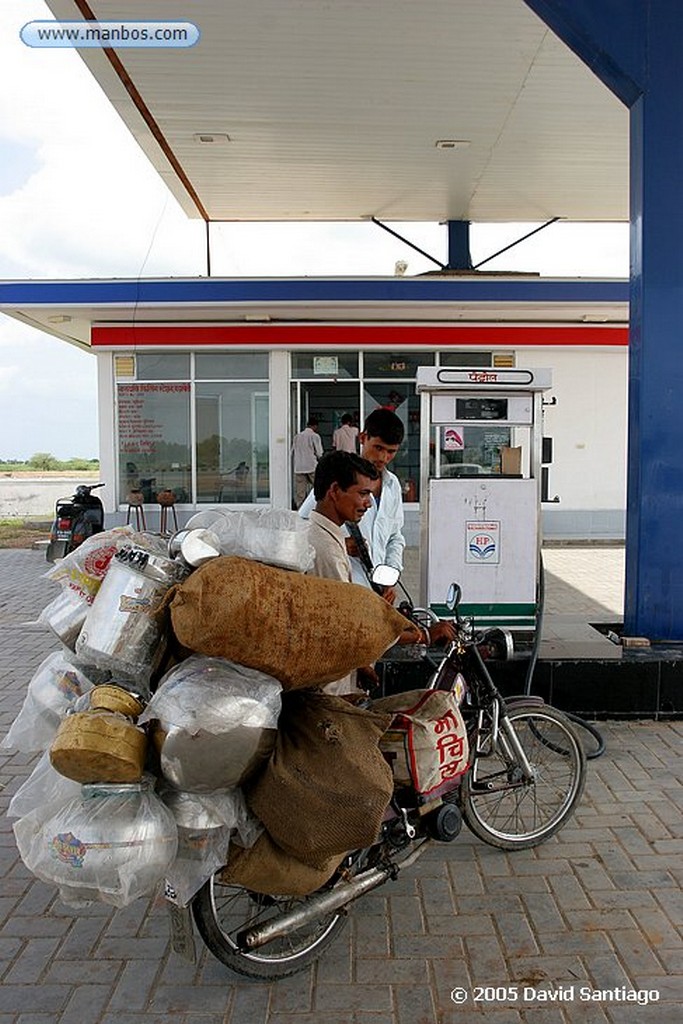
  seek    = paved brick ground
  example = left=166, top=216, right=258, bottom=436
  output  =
left=0, top=549, right=681, bottom=1023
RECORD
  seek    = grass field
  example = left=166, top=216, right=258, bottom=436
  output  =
left=0, top=518, right=51, bottom=549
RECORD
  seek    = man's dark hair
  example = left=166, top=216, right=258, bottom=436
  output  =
left=340, top=413, right=354, bottom=425
left=306, top=416, right=319, bottom=428
left=314, top=451, right=379, bottom=500
left=363, top=408, right=404, bottom=445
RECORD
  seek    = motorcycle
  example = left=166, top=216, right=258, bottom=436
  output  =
left=167, top=567, right=587, bottom=979
left=45, top=482, right=106, bottom=563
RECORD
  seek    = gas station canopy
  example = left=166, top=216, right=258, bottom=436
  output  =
left=46, top=0, right=627, bottom=223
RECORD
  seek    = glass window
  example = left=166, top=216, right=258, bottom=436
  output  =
left=195, top=352, right=268, bottom=380
left=291, top=352, right=358, bottom=379
left=196, top=382, right=269, bottom=504
left=117, top=383, right=191, bottom=503
left=438, top=351, right=491, bottom=368
left=136, top=353, right=190, bottom=379
left=438, top=424, right=512, bottom=476
left=363, top=351, right=433, bottom=378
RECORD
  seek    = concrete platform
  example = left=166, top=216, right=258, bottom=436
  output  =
left=403, top=545, right=681, bottom=719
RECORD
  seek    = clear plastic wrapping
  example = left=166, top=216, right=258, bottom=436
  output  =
left=13, top=778, right=178, bottom=908
left=7, top=750, right=81, bottom=819
left=44, top=526, right=136, bottom=603
left=74, top=547, right=186, bottom=683
left=2, top=651, right=95, bottom=753
left=184, top=508, right=314, bottom=572
left=139, top=655, right=282, bottom=792
left=160, top=788, right=262, bottom=907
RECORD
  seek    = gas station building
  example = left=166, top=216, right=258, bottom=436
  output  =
left=0, top=274, right=628, bottom=549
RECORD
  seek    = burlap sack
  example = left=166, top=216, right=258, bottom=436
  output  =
left=168, top=556, right=409, bottom=689
left=372, top=689, right=469, bottom=800
left=219, top=832, right=341, bottom=896
left=245, top=691, right=394, bottom=869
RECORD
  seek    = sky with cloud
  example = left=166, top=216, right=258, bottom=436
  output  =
left=0, top=0, right=629, bottom=460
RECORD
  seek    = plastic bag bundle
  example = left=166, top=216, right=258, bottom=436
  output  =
left=44, top=526, right=136, bottom=604
left=75, top=546, right=187, bottom=683
left=139, top=656, right=282, bottom=792
left=2, top=651, right=95, bottom=753
left=13, top=778, right=178, bottom=908
left=185, top=508, right=314, bottom=572
left=40, top=527, right=167, bottom=650
left=236, top=508, right=314, bottom=572
left=161, top=788, right=262, bottom=907
left=7, top=750, right=81, bottom=819
left=38, top=590, right=89, bottom=651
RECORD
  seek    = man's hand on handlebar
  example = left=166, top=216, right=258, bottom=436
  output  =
left=397, top=618, right=457, bottom=647
left=427, top=620, right=457, bottom=646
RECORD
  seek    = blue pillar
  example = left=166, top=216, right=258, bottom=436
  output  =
left=446, top=220, right=473, bottom=270
left=524, top=1, right=683, bottom=640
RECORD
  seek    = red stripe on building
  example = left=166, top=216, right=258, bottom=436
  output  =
left=91, top=324, right=628, bottom=348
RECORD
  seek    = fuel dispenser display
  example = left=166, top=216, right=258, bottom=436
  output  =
left=416, top=367, right=553, bottom=629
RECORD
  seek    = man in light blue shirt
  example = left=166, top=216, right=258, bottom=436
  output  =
left=300, top=408, right=406, bottom=590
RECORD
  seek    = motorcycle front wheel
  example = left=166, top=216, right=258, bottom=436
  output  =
left=192, top=874, right=348, bottom=980
left=460, top=701, right=587, bottom=850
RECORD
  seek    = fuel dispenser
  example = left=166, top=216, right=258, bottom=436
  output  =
left=416, top=367, right=553, bottom=630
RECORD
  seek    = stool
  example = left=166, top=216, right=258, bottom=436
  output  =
left=126, top=491, right=146, bottom=531
left=157, top=490, right=178, bottom=535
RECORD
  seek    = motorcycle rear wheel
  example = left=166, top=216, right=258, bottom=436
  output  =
left=461, top=702, right=586, bottom=850
left=192, top=874, right=348, bottom=980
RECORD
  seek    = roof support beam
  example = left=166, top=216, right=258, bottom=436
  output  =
left=472, top=218, right=560, bottom=270
left=370, top=218, right=446, bottom=270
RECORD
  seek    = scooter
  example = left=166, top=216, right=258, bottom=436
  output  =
left=45, top=483, right=106, bottom=563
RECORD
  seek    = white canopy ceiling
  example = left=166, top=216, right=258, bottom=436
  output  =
left=46, top=0, right=628, bottom=223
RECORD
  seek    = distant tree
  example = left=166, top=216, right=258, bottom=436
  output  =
left=65, top=457, right=99, bottom=471
left=28, top=452, right=58, bottom=470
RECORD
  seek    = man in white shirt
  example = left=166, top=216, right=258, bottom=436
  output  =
left=332, top=413, right=359, bottom=453
left=292, top=416, right=323, bottom=508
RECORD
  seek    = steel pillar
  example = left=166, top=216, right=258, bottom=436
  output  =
left=524, top=0, right=683, bottom=639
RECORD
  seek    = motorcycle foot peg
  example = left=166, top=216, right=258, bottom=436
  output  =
left=425, top=802, right=462, bottom=842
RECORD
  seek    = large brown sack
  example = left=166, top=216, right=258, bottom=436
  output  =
left=245, top=691, right=394, bottom=869
left=219, top=832, right=341, bottom=897
left=168, top=556, right=409, bottom=689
